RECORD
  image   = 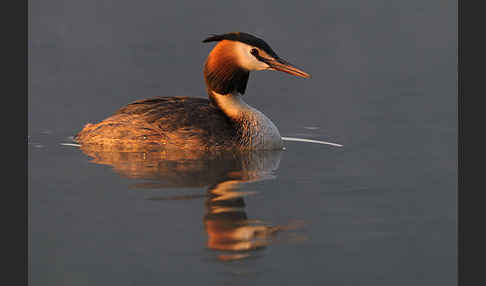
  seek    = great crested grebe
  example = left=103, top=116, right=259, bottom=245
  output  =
left=75, top=32, right=310, bottom=150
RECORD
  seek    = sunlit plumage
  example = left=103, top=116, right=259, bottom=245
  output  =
left=75, top=32, right=310, bottom=151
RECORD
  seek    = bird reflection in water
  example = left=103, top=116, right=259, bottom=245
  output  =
left=79, top=145, right=305, bottom=261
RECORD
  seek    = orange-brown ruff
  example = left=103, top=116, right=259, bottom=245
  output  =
left=75, top=32, right=310, bottom=151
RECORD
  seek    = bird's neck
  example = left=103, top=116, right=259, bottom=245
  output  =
left=207, top=89, right=283, bottom=150
left=203, top=42, right=253, bottom=120
left=203, top=43, right=254, bottom=121
left=207, top=89, right=253, bottom=120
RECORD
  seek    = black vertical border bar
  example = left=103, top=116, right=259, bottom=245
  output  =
left=24, top=0, right=28, bottom=285
left=4, top=0, right=28, bottom=284
left=459, top=0, right=486, bottom=285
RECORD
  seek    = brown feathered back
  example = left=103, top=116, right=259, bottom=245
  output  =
left=75, top=96, right=240, bottom=151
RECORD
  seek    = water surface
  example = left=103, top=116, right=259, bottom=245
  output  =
left=29, top=0, right=456, bottom=285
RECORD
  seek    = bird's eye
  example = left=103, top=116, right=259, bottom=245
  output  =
left=250, top=48, right=259, bottom=56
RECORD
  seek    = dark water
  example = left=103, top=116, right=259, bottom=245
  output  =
left=29, top=0, right=457, bottom=285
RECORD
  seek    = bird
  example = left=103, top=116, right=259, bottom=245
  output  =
left=74, top=32, right=310, bottom=151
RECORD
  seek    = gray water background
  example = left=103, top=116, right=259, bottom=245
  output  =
left=28, top=0, right=457, bottom=285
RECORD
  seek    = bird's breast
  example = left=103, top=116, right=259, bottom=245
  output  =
left=235, top=106, right=283, bottom=150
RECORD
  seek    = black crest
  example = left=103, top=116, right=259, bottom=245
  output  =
left=203, top=32, right=279, bottom=59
